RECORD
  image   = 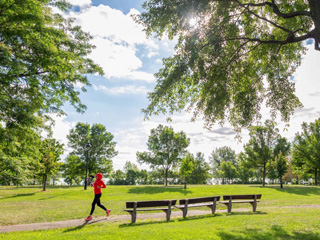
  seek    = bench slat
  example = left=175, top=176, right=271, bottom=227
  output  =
left=126, top=200, right=177, bottom=208
left=179, top=196, right=220, bottom=205
left=125, top=207, right=170, bottom=212
left=175, top=203, right=217, bottom=209
left=222, top=194, right=262, bottom=200
left=220, top=200, right=260, bottom=204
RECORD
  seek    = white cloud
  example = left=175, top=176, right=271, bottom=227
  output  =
left=67, top=0, right=91, bottom=8
left=70, top=7, right=156, bottom=48
left=127, top=71, right=156, bottom=83
left=93, top=84, right=149, bottom=95
left=147, top=51, right=160, bottom=58
left=89, top=37, right=143, bottom=79
left=68, top=5, right=158, bottom=81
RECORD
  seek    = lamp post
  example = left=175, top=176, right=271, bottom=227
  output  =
left=84, top=141, right=91, bottom=190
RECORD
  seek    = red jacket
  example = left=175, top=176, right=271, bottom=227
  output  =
left=92, top=173, right=106, bottom=194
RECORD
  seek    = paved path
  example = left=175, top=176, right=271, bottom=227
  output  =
left=1, top=205, right=320, bottom=233
left=0, top=209, right=220, bottom=233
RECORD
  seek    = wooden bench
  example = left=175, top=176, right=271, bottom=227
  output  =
left=220, top=194, right=262, bottom=213
left=174, top=196, right=220, bottom=218
left=124, top=200, right=177, bottom=223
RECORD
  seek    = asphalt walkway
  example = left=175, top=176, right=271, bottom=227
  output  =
left=0, top=209, right=214, bottom=233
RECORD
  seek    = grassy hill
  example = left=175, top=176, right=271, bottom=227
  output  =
left=1, top=184, right=320, bottom=239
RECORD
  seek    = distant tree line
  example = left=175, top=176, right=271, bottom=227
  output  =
left=2, top=119, right=320, bottom=189
left=0, top=122, right=117, bottom=191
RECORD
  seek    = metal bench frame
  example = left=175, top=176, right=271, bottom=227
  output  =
left=124, top=200, right=177, bottom=223
left=220, top=194, right=262, bottom=213
left=174, top=196, right=220, bottom=218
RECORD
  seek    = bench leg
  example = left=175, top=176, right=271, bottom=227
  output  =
left=129, top=211, right=137, bottom=223
left=227, top=203, right=232, bottom=213
left=250, top=202, right=257, bottom=212
left=183, top=207, right=188, bottom=218
left=163, top=209, right=171, bottom=221
left=207, top=205, right=216, bottom=214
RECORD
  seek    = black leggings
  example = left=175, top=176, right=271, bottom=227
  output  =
left=90, top=193, right=107, bottom=215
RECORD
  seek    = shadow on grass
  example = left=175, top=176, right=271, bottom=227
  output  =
left=217, top=225, right=320, bottom=240
left=224, top=211, right=267, bottom=216
left=176, top=211, right=266, bottom=222
left=119, top=211, right=268, bottom=228
left=127, top=186, right=192, bottom=195
left=0, top=185, right=80, bottom=190
left=251, top=185, right=320, bottom=196
left=119, top=219, right=174, bottom=228
left=0, top=192, right=41, bottom=199
left=38, top=192, right=71, bottom=200
left=63, top=218, right=108, bottom=233
left=177, top=213, right=222, bottom=222
left=63, top=222, right=88, bottom=232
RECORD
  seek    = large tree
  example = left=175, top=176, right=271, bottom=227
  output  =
left=62, top=155, right=83, bottom=186
left=244, top=120, right=279, bottom=186
left=188, top=152, right=211, bottom=184
left=67, top=123, right=117, bottom=184
left=292, top=118, right=320, bottom=185
left=274, top=153, right=288, bottom=188
left=180, top=153, right=194, bottom=189
left=135, top=0, right=320, bottom=131
left=237, top=152, right=254, bottom=184
left=38, top=138, right=64, bottom=191
left=210, top=146, right=237, bottom=180
left=219, top=161, right=238, bottom=184
left=0, top=123, right=42, bottom=185
left=136, top=124, right=190, bottom=186
left=0, top=0, right=103, bottom=128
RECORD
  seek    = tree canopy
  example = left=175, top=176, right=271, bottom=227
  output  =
left=136, top=124, right=190, bottom=186
left=67, top=123, right=117, bottom=179
left=38, top=138, right=64, bottom=191
left=210, top=146, right=237, bottom=179
left=180, top=153, right=194, bottom=189
left=292, top=118, right=320, bottom=185
left=0, top=0, right=103, bottom=128
left=244, top=120, right=289, bottom=186
left=136, top=0, right=320, bottom=131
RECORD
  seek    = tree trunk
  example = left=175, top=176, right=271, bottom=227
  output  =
left=309, top=0, right=320, bottom=50
left=262, top=165, right=266, bottom=187
left=318, top=168, right=320, bottom=186
left=315, top=168, right=318, bottom=185
left=165, top=168, right=168, bottom=186
left=42, top=174, right=47, bottom=191
left=184, top=177, right=187, bottom=189
left=280, top=177, right=283, bottom=189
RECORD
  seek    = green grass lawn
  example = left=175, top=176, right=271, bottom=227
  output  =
left=1, top=184, right=320, bottom=239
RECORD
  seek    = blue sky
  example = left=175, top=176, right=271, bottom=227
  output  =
left=52, top=0, right=320, bottom=170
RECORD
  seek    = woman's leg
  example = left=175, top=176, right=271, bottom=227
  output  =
left=90, top=194, right=101, bottom=215
left=96, top=194, right=107, bottom=211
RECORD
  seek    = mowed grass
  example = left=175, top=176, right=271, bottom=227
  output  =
left=1, top=184, right=320, bottom=227
left=1, top=185, right=320, bottom=239
left=1, top=201, right=320, bottom=239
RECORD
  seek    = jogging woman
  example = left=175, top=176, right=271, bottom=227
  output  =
left=85, top=173, right=111, bottom=221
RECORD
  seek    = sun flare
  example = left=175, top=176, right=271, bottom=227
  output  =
left=189, top=18, right=197, bottom=27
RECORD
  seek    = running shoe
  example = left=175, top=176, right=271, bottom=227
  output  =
left=106, top=209, right=111, bottom=217
left=85, top=216, right=92, bottom=221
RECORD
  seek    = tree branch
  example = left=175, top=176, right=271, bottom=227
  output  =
left=10, top=71, right=47, bottom=79
left=233, top=0, right=311, bottom=18
left=235, top=1, right=291, bottom=33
